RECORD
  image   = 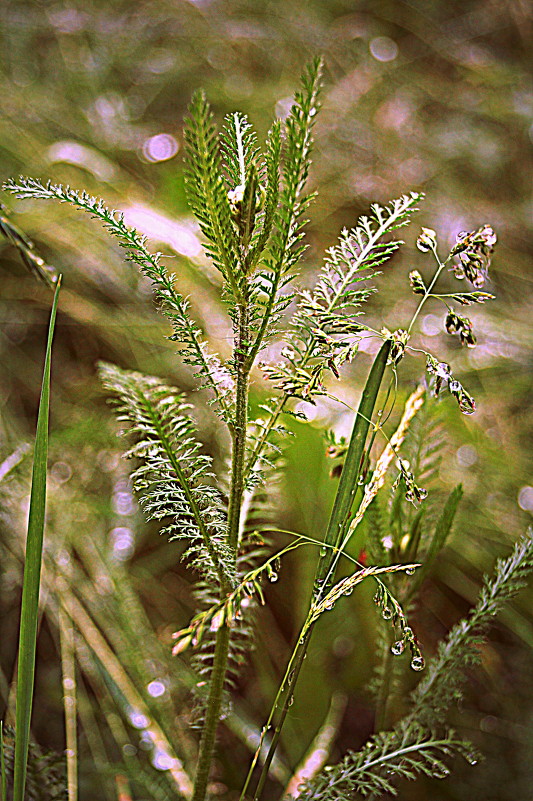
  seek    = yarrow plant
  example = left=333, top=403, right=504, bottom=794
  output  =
left=4, top=58, right=532, bottom=801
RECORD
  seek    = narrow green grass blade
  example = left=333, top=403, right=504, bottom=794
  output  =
left=13, top=277, right=62, bottom=801
left=315, top=338, right=392, bottom=587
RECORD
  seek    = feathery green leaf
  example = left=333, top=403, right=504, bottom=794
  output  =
left=2, top=177, right=233, bottom=420
left=184, top=91, right=243, bottom=299
left=99, top=362, right=235, bottom=590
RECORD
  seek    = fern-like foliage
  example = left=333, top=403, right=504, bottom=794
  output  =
left=297, top=529, right=533, bottom=800
left=296, top=722, right=476, bottom=799
left=262, top=192, right=422, bottom=401
left=185, top=512, right=274, bottom=725
left=2, top=177, right=234, bottom=421
left=99, top=362, right=235, bottom=589
left=183, top=91, right=243, bottom=299
left=0, top=726, right=67, bottom=801
left=249, top=120, right=281, bottom=268
left=220, top=112, right=261, bottom=191
left=407, top=528, right=533, bottom=727
left=244, top=193, right=422, bottom=489
left=248, top=57, right=323, bottom=361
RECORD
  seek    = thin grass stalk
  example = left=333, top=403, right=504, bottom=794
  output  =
left=13, top=278, right=61, bottom=801
left=248, top=339, right=392, bottom=801
left=58, top=601, right=78, bottom=801
left=373, top=637, right=396, bottom=732
left=58, top=588, right=194, bottom=797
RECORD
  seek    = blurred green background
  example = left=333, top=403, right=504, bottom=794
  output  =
left=1, top=1, right=532, bottom=799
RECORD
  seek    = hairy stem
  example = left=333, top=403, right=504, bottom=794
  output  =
left=228, top=304, right=251, bottom=553
left=193, top=303, right=250, bottom=801
left=191, top=625, right=231, bottom=801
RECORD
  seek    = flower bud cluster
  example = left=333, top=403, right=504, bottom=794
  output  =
left=409, top=269, right=426, bottom=295
left=450, top=224, right=497, bottom=288
left=426, top=356, right=476, bottom=415
left=416, top=227, right=437, bottom=253
left=445, top=310, right=476, bottom=347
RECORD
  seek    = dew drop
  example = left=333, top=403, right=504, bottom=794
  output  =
left=405, top=567, right=416, bottom=576
left=410, top=655, right=425, bottom=671
left=373, top=592, right=381, bottom=605
left=287, top=695, right=294, bottom=707
left=382, top=607, right=393, bottom=621
left=269, top=571, right=278, bottom=583
left=320, top=546, right=327, bottom=557
left=391, top=639, right=405, bottom=656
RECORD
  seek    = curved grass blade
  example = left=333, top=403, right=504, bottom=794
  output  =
left=13, top=277, right=62, bottom=801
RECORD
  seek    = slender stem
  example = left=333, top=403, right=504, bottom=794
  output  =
left=191, top=625, right=231, bottom=801
left=251, top=623, right=314, bottom=801
left=248, top=340, right=392, bottom=801
left=239, top=615, right=312, bottom=801
left=228, top=304, right=250, bottom=553
left=193, top=303, right=251, bottom=801
left=407, top=247, right=447, bottom=335
left=58, top=603, right=78, bottom=801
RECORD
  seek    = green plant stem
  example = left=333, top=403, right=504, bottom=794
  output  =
left=248, top=339, right=392, bottom=801
left=407, top=247, right=446, bottom=335
left=192, top=624, right=231, bottom=801
left=251, top=622, right=313, bottom=801
left=228, top=303, right=250, bottom=553
left=13, top=278, right=61, bottom=801
left=193, top=303, right=251, bottom=801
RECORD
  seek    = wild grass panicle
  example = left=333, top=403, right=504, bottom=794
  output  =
left=3, top=57, right=532, bottom=801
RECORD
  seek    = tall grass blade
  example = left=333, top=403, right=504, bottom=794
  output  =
left=13, top=277, right=61, bottom=801
left=248, top=338, right=392, bottom=801
left=315, top=339, right=393, bottom=586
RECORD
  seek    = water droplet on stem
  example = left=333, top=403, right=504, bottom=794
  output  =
left=410, top=655, right=425, bottom=671
left=391, top=639, right=405, bottom=656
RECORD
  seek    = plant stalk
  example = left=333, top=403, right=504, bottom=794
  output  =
left=228, top=304, right=250, bottom=553
left=193, top=303, right=250, bottom=801
left=191, top=624, right=231, bottom=801
left=248, top=339, right=392, bottom=801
